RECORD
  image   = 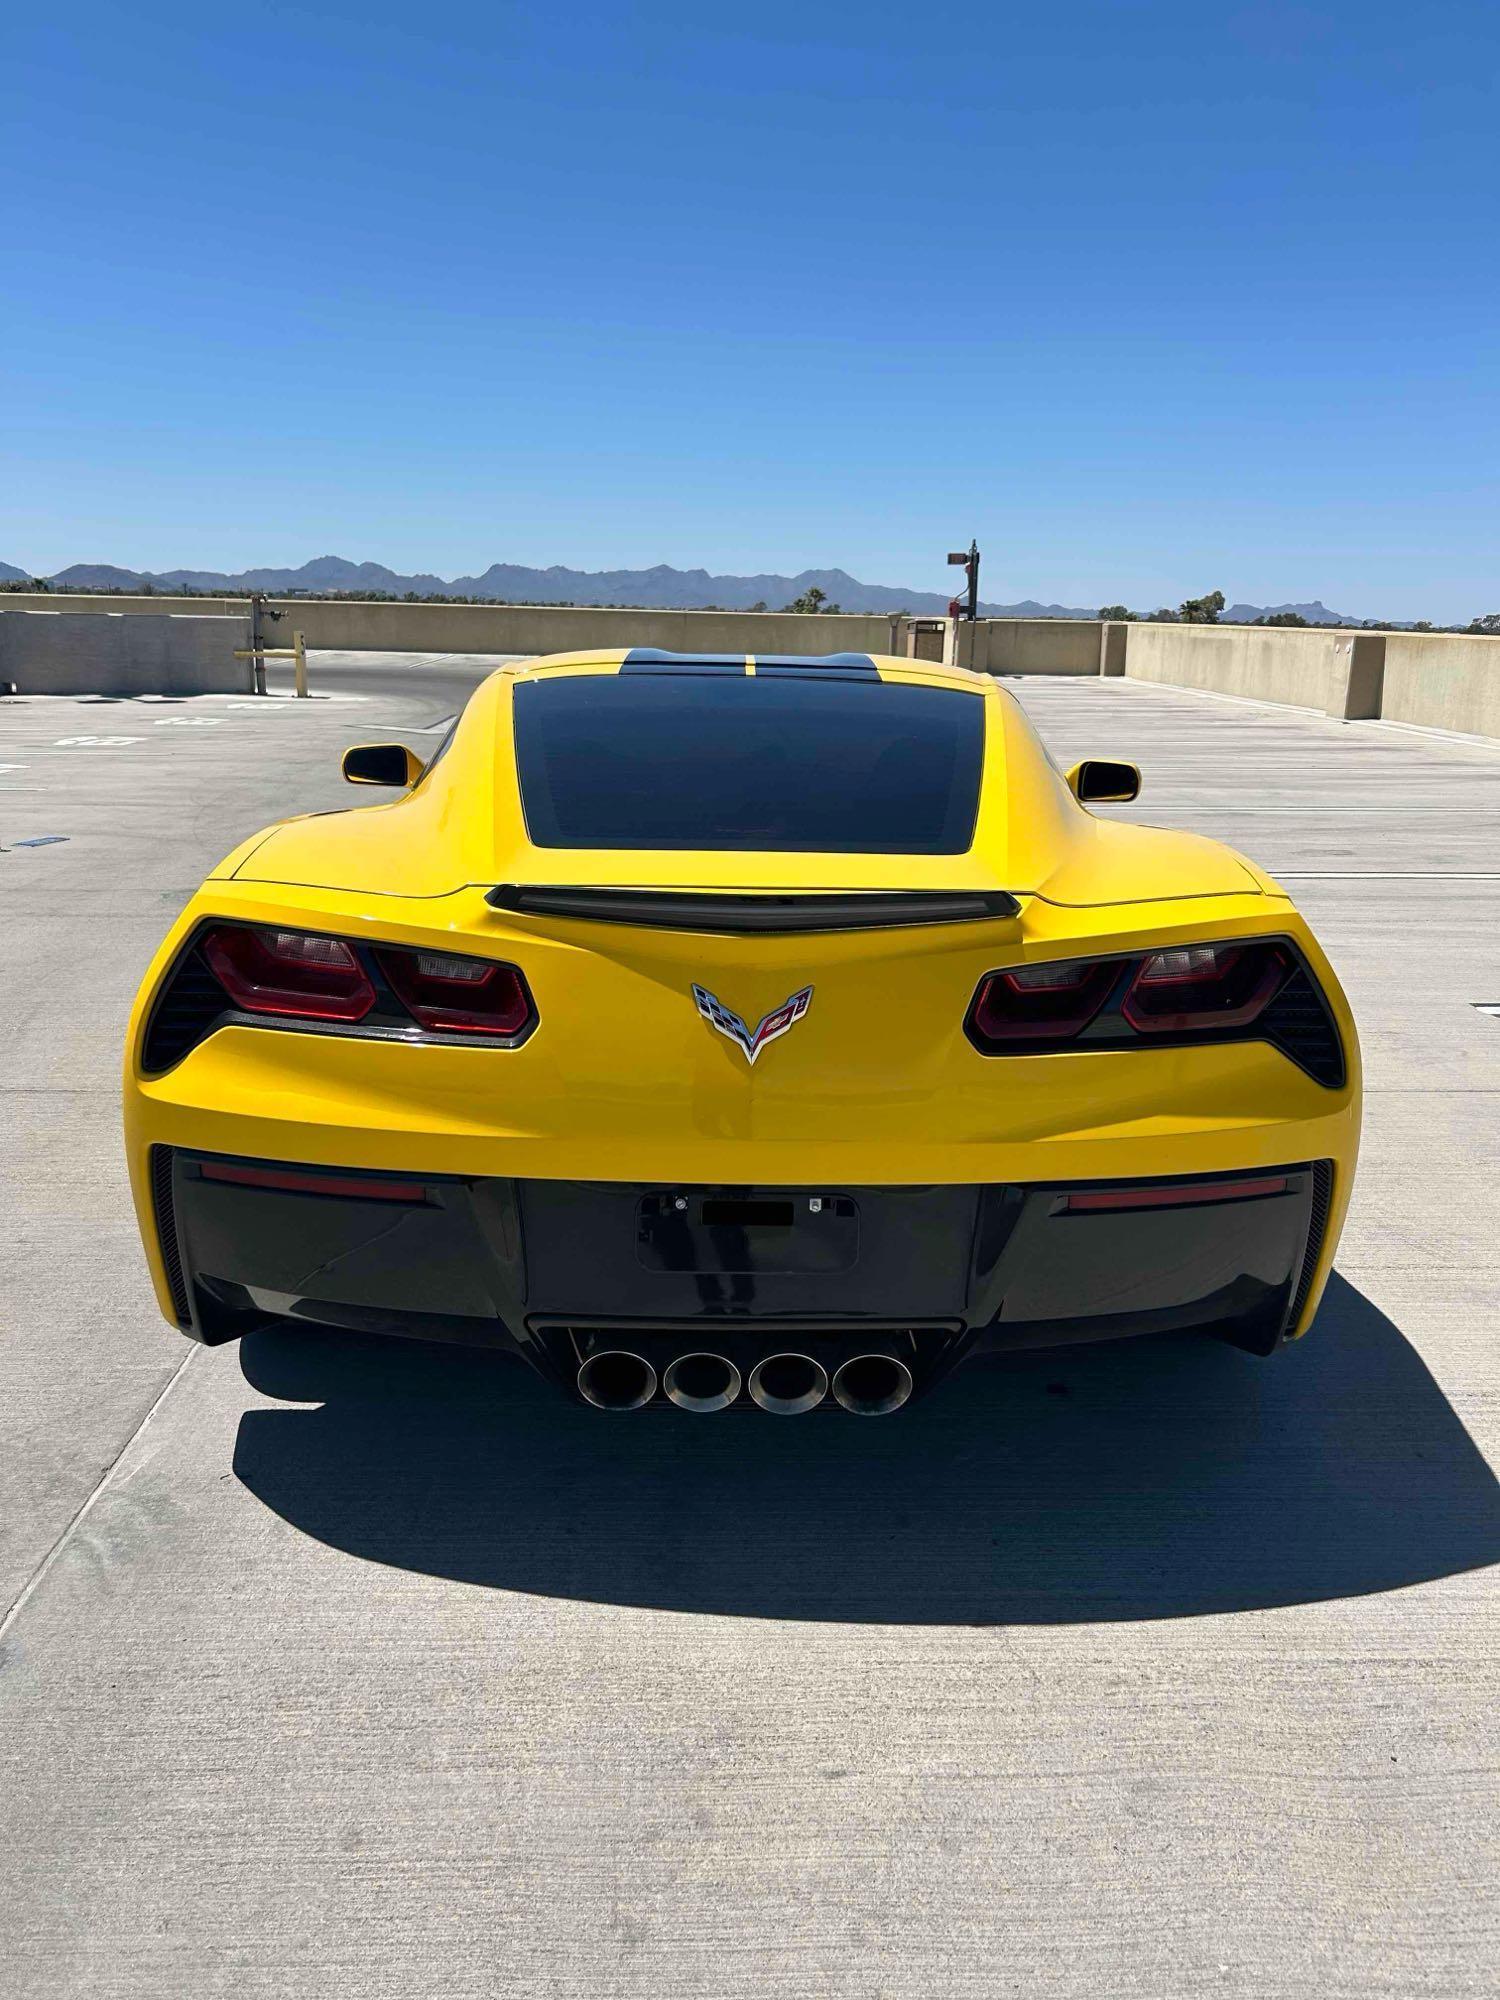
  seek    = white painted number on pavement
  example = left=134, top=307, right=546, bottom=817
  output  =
left=53, top=735, right=145, bottom=747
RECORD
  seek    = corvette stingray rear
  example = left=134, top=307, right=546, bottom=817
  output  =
left=124, top=648, right=1360, bottom=1413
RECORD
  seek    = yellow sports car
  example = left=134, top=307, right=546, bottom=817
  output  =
left=124, top=648, right=1360, bottom=1415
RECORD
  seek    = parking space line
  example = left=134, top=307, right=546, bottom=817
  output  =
left=1276, top=870, right=1500, bottom=880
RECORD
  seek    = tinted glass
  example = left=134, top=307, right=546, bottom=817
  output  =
left=513, top=673, right=985, bottom=853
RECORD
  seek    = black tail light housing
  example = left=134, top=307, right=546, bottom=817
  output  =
left=966, top=937, right=1344, bottom=1087
left=142, top=923, right=536, bottom=1073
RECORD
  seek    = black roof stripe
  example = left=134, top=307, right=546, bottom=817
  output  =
left=617, top=648, right=880, bottom=679
left=753, top=652, right=878, bottom=679
left=619, top=649, right=746, bottom=674
left=751, top=652, right=876, bottom=670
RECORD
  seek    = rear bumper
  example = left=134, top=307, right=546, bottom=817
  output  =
left=151, top=1150, right=1335, bottom=1402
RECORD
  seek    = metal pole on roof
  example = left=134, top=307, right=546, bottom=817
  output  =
left=249, top=593, right=266, bottom=695
left=947, top=541, right=980, bottom=620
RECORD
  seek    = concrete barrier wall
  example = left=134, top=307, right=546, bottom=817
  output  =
left=272, top=599, right=902, bottom=657
left=0, top=594, right=898, bottom=659
left=1120, top=623, right=1500, bottom=735
left=956, top=620, right=1105, bottom=675
left=0, top=597, right=1095, bottom=672
left=1, top=593, right=1496, bottom=738
left=0, top=594, right=246, bottom=618
left=0, top=611, right=253, bottom=695
left=1121, top=622, right=1347, bottom=710
left=1378, top=633, right=1500, bottom=739
left=246, top=599, right=901, bottom=656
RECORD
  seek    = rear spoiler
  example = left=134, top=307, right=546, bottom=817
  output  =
left=485, top=886, right=1021, bottom=934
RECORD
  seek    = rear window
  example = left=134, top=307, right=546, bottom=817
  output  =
left=512, top=672, right=985, bottom=853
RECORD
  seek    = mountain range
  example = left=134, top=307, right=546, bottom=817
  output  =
left=0, top=554, right=1370, bottom=625
left=0, top=554, right=1095, bottom=618
left=1222, top=600, right=1357, bottom=626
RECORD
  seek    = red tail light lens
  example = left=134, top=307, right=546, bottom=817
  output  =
left=1065, top=1176, right=1288, bottom=1212
left=375, top=947, right=532, bottom=1035
left=200, top=1160, right=429, bottom=1202
left=202, top=926, right=376, bottom=1022
left=1123, top=941, right=1290, bottom=1033
left=970, top=957, right=1117, bottom=1046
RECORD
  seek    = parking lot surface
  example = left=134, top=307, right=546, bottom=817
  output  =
left=2, top=658, right=1497, bottom=1998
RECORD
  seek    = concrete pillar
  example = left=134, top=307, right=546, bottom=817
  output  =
left=1326, top=632, right=1386, bottom=719
left=1346, top=633, right=1386, bottom=719
left=1100, top=621, right=1128, bottom=676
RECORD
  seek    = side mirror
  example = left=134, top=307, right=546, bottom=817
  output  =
left=1067, top=758, right=1140, bottom=804
left=342, top=742, right=426, bottom=788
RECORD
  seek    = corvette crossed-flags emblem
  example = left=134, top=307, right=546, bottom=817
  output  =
left=692, top=983, right=813, bottom=1066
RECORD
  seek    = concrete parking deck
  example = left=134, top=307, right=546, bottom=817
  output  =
left=1, top=662, right=1496, bottom=1998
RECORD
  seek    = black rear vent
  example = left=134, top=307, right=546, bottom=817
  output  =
left=142, top=946, right=228, bottom=1073
left=150, top=1145, right=191, bottom=1327
left=1285, top=1159, right=1334, bottom=1337
left=1263, top=967, right=1345, bottom=1087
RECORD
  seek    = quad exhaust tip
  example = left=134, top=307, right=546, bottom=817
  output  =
left=663, top=1351, right=742, bottom=1413
left=748, top=1352, right=828, bottom=1415
left=831, top=1353, right=913, bottom=1416
left=577, top=1349, right=657, bottom=1411
left=578, top=1346, right=912, bottom=1415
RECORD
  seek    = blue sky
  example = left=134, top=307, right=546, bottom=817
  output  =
left=4, top=2, right=1497, bottom=620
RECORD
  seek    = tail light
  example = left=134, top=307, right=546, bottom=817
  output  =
left=202, top=927, right=376, bottom=1022
left=145, top=923, right=536, bottom=1070
left=970, top=958, right=1116, bottom=1044
left=966, top=935, right=1340, bottom=1084
left=1123, top=941, right=1290, bottom=1033
left=375, top=948, right=531, bottom=1035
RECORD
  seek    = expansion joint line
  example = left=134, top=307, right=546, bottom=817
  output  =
left=0, top=1345, right=200, bottom=1643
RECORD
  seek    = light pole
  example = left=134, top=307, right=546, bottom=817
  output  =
left=947, top=540, right=980, bottom=620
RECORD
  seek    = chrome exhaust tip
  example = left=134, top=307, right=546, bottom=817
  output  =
left=747, top=1352, right=829, bottom=1415
left=577, top=1349, right=657, bottom=1411
left=831, top=1353, right=913, bottom=1416
left=663, top=1351, right=741, bottom=1413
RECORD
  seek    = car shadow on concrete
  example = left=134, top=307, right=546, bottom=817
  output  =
left=234, top=1273, right=1500, bottom=1623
